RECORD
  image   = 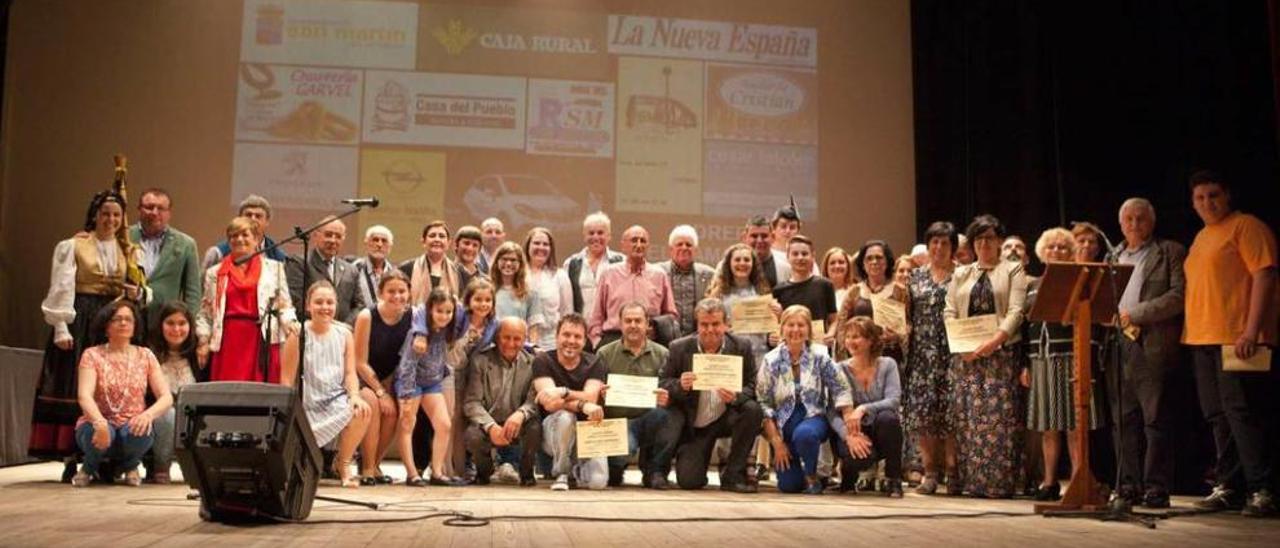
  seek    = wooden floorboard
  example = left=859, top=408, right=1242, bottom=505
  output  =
left=2, top=461, right=1278, bottom=547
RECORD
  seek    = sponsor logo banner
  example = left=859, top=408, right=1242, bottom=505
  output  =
left=608, top=15, right=816, bottom=68
left=445, top=150, right=610, bottom=237
left=235, top=64, right=362, bottom=144
left=615, top=57, right=703, bottom=215
left=241, top=0, right=417, bottom=69
left=356, top=149, right=447, bottom=263
left=362, top=71, right=526, bottom=149
left=705, top=64, right=817, bottom=145
left=703, top=141, right=817, bottom=221
left=526, top=79, right=614, bottom=158
left=230, top=142, right=358, bottom=211
left=421, top=5, right=609, bottom=79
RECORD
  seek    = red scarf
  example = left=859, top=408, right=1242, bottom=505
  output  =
left=216, top=253, right=262, bottom=301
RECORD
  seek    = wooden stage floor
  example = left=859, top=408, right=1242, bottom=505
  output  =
left=2, top=461, right=1276, bottom=547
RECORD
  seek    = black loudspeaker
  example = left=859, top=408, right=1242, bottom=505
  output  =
left=175, top=382, right=320, bottom=522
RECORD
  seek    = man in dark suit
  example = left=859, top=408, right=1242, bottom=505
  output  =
left=286, top=218, right=367, bottom=325
left=658, top=224, right=716, bottom=337
left=660, top=297, right=762, bottom=493
left=130, top=188, right=202, bottom=321
left=1110, top=197, right=1185, bottom=509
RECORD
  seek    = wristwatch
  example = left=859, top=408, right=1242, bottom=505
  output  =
left=375, top=388, right=387, bottom=398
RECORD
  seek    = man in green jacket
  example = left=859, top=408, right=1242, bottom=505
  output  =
left=130, top=188, right=202, bottom=327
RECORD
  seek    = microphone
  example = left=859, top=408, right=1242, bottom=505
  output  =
left=341, top=197, right=379, bottom=208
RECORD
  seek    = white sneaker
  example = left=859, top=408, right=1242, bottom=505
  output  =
left=496, top=463, right=520, bottom=484
left=551, top=474, right=569, bottom=491
left=71, top=470, right=91, bottom=488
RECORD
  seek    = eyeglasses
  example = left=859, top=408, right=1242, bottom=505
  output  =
left=110, top=316, right=136, bottom=324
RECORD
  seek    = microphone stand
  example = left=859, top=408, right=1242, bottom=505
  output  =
left=1044, top=230, right=1163, bottom=529
left=234, top=202, right=382, bottom=511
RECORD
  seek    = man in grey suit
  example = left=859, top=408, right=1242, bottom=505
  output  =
left=130, top=188, right=202, bottom=324
left=1110, top=197, right=1185, bottom=509
left=286, top=218, right=367, bottom=325
left=658, top=225, right=716, bottom=337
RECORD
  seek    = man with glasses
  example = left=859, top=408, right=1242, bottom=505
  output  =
left=129, top=188, right=201, bottom=325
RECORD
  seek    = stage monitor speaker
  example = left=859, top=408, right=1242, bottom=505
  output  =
left=174, top=382, right=320, bottom=522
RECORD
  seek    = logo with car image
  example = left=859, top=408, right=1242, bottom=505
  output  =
left=624, top=65, right=697, bottom=132
left=463, top=174, right=600, bottom=234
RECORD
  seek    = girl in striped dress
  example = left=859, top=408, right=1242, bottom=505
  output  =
left=282, top=281, right=372, bottom=488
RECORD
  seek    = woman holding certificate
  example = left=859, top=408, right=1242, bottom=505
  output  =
left=758, top=305, right=855, bottom=494
left=708, top=243, right=780, bottom=366
left=836, top=240, right=909, bottom=364
left=944, top=214, right=1029, bottom=498
left=1023, top=228, right=1103, bottom=501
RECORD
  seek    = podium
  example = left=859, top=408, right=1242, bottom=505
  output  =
left=1029, top=261, right=1132, bottom=513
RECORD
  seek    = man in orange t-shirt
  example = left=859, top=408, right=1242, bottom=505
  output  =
left=1183, top=170, right=1278, bottom=517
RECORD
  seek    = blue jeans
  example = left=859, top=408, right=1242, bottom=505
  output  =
left=775, top=403, right=829, bottom=493
left=75, top=422, right=154, bottom=476
left=607, top=407, right=677, bottom=476
left=151, top=407, right=177, bottom=475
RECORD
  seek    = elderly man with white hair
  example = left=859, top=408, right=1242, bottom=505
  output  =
left=1108, top=196, right=1185, bottom=509
left=559, top=212, right=625, bottom=348
left=658, top=225, right=715, bottom=336
left=285, top=217, right=367, bottom=325
left=352, top=225, right=396, bottom=307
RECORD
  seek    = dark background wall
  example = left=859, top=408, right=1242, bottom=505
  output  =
left=912, top=0, right=1279, bottom=253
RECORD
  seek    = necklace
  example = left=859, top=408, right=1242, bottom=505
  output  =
left=101, top=346, right=134, bottom=417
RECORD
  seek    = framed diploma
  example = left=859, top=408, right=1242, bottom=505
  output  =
left=731, top=296, right=778, bottom=334
left=691, top=353, right=744, bottom=391
left=870, top=297, right=907, bottom=335
left=576, top=418, right=630, bottom=459
left=945, top=314, right=999, bottom=354
left=605, top=374, right=659, bottom=409
left=1222, top=345, right=1272, bottom=372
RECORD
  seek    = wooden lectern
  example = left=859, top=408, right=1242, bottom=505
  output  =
left=1029, top=261, right=1132, bottom=514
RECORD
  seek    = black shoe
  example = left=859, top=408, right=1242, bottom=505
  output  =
left=608, top=467, right=625, bottom=488
left=62, top=461, right=77, bottom=484
left=407, top=477, right=429, bottom=487
left=359, top=476, right=377, bottom=486
left=1033, top=483, right=1062, bottom=501
left=721, top=482, right=758, bottom=494
left=1195, top=485, right=1242, bottom=511
left=885, top=480, right=904, bottom=498
left=474, top=474, right=491, bottom=486
left=429, top=475, right=466, bottom=487
left=838, top=475, right=858, bottom=494
left=475, top=464, right=494, bottom=485
left=375, top=474, right=394, bottom=485
left=648, top=473, right=670, bottom=490
left=1242, top=489, right=1276, bottom=518
left=519, top=476, right=538, bottom=487
left=1142, top=491, right=1170, bottom=509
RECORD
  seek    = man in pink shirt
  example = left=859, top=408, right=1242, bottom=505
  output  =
left=589, top=225, right=678, bottom=348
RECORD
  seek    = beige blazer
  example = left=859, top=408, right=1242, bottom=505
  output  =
left=944, top=259, right=1028, bottom=344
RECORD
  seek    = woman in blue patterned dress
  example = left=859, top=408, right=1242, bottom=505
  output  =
left=282, top=281, right=372, bottom=488
left=944, top=215, right=1029, bottom=498
left=906, top=221, right=959, bottom=495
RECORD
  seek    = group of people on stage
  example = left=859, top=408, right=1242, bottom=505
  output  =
left=28, top=170, right=1278, bottom=516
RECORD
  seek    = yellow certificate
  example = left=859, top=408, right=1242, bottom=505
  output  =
left=871, top=297, right=907, bottom=335
left=606, top=374, right=658, bottom=409
left=811, top=319, right=826, bottom=339
left=945, top=314, right=999, bottom=354
left=691, top=354, right=743, bottom=392
left=576, top=418, right=630, bottom=459
left=731, top=296, right=778, bottom=334
left=1222, top=345, right=1272, bottom=372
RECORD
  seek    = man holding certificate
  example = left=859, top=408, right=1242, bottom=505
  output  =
left=597, top=303, right=678, bottom=489
left=463, top=318, right=542, bottom=487
left=532, top=314, right=609, bottom=491
left=1183, top=171, right=1278, bottom=517
left=660, top=298, right=763, bottom=493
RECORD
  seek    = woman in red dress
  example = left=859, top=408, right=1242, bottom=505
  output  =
left=197, top=217, right=297, bottom=382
